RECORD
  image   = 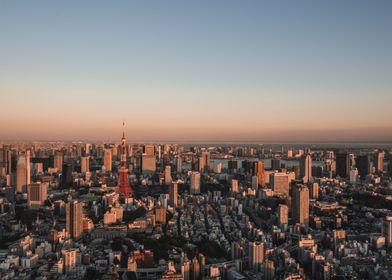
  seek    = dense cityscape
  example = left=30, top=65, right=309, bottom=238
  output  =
left=0, top=128, right=392, bottom=279
left=2, top=1, right=392, bottom=280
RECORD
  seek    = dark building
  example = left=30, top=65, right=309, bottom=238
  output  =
left=312, top=166, right=323, bottom=178
left=356, top=155, right=370, bottom=179
left=62, top=162, right=74, bottom=187
left=271, top=158, right=281, bottom=171
left=228, top=160, right=238, bottom=174
left=389, top=154, right=392, bottom=176
left=31, top=157, right=51, bottom=172
left=0, top=146, right=12, bottom=175
left=336, top=153, right=350, bottom=178
left=241, top=160, right=252, bottom=173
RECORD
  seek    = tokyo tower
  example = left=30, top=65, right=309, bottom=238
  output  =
left=116, top=122, right=132, bottom=197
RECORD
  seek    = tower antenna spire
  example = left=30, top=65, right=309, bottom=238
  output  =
left=122, top=120, right=125, bottom=140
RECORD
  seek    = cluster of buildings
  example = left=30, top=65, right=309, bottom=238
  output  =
left=1, top=134, right=392, bottom=279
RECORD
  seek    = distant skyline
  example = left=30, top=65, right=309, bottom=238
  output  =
left=1, top=1, right=392, bottom=142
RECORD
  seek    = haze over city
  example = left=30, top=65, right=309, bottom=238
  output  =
left=3, top=1, right=392, bottom=280
left=1, top=0, right=392, bottom=142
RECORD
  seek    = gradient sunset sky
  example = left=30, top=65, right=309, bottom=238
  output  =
left=1, top=1, right=391, bottom=142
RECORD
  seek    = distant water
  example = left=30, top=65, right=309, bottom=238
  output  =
left=184, top=142, right=392, bottom=150
left=210, top=158, right=324, bottom=170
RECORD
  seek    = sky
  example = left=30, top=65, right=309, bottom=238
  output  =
left=1, top=1, right=391, bottom=142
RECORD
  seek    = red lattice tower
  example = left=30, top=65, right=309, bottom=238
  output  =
left=116, top=123, right=132, bottom=197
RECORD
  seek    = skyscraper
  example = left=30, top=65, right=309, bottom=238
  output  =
left=384, top=216, right=392, bottom=248
left=27, top=182, right=48, bottom=208
left=169, top=182, right=178, bottom=208
left=278, top=204, right=289, bottom=229
left=0, top=146, right=12, bottom=176
left=165, top=164, right=172, bottom=185
left=199, top=151, right=211, bottom=172
left=66, top=200, right=83, bottom=239
left=62, top=162, right=74, bottom=187
left=356, top=155, right=370, bottom=179
left=190, top=171, right=201, bottom=194
left=182, top=258, right=190, bottom=280
left=80, top=156, right=89, bottom=173
left=231, top=179, right=239, bottom=193
left=248, top=241, right=264, bottom=272
left=264, top=260, right=275, bottom=280
left=292, top=184, right=309, bottom=227
left=143, top=145, right=155, bottom=156
left=310, top=182, right=319, bottom=199
left=104, top=149, right=112, bottom=172
left=300, top=153, right=312, bottom=183
left=252, top=161, right=265, bottom=186
left=63, top=248, right=78, bottom=273
left=270, top=172, right=289, bottom=197
left=176, top=156, right=182, bottom=173
left=374, top=150, right=384, bottom=173
left=389, top=154, right=392, bottom=177
left=155, top=207, right=167, bottom=224
left=141, top=154, right=156, bottom=174
left=54, top=150, right=63, bottom=172
left=16, top=154, right=29, bottom=193
left=192, top=257, right=200, bottom=280
left=336, top=152, right=350, bottom=178
left=271, top=158, right=281, bottom=170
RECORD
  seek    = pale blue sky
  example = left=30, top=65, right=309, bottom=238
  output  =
left=0, top=1, right=391, bottom=141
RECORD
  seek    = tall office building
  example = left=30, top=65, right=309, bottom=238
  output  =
left=190, top=171, right=201, bottom=194
left=176, top=156, right=182, bottom=173
left=248, top=241, right=264, bottom=272
left=169, top=182, right=178, bottom=207
left=310, top=182, right=319, bottom=199
left=384, top=216, right=392, bottom=248
left=231, top=179, right=239, bottom=193
left=155, top=207, right=167, bottom=224
left=141, top=154, right=156, bottom=174
left=336, top=152, right=350, bottom=178
left=54, top=150, right=63, bottom=172
left=292, top=184, right=310, bottom=227
left=182, top=258, right=190, bottom=280
left=63, top=248, right=78, bottom=273
left=0, top=146, right=12, bottom=175
left=104, top=149, right=112, bottom=172
left=62, top=162, right=74, bottom=187
left=226, top=160, right=237, bottom=174
left=199, top=151, right=211, bottom=172
left=231, top=241, right=243, bottom=260
left=270, top=172, right=289, bottom=197
left=165, top=165, right=172, bottom=185
left=271, top=158, right=281, bottom=170
left=300, top=153, right=312, bottom=183
left=349, top=168, right=359, bottom=183
left=66, top=200, right=83, bottom=239
left=85, top=143, right=91, bottom=155
left=16, top=154, right=29, bottom=193
left=144, top=145, right=155, bottom=156
left=80, top=156, right=89, bottom=173
left=192, top=257, right=200, bottom=280
left=278, top=204, right=289, bottom=228
left=374, top=150, right=384, bottom=173
left=356, top=155, right=371, bottom=179
left=264, top=260, right=275, bottom=280
left=252, top=161, right=265, bottom=186
left=27, top=182, right=48, bottom=208
left=389, top=154, right=392, bottom=177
